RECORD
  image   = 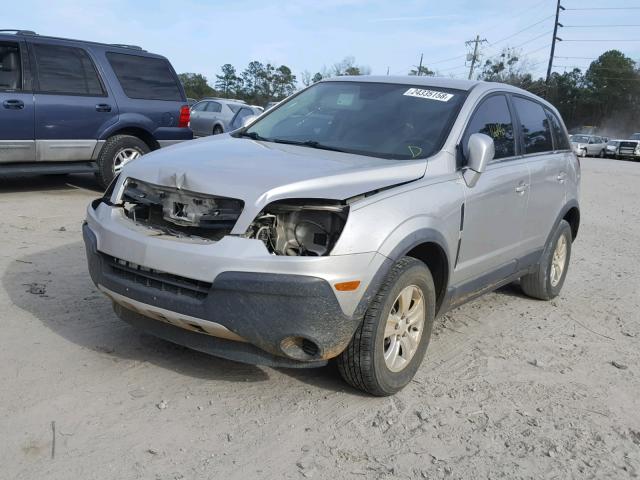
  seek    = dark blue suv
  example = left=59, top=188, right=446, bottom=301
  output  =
left=0, top=30, right=192, bottom=187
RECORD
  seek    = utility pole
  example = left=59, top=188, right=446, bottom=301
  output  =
left=386, top=66, right=390, bottom=76
left=417, top=53, right=424, bottom=76
left=465, top=35, right=487, bottom=80
left=546, top=0, right=565, bottom=83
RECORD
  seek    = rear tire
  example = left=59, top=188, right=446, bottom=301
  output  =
left=95, top=135, right=150, bottom=189
left=337, top=257, right=436, bottom=396
left=520, top=219, right=572, bottom=300
left=213, top=125, right=223, bottom=135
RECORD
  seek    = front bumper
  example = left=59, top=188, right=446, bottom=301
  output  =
left=83, top=202, right=390, bottom=367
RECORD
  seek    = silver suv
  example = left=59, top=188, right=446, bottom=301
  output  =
left=83, top=77, right=580, bottom=396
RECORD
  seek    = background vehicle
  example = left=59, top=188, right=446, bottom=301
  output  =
left=617, top=138, right=640, bottom=160
left=571, top=134, right=606, bottom=157
left=189, top=99, right=261, bottom=136
left=84, top=77, right=579, bottom=396
left=0, top=29, right=192, bottom=188
left=605, top=140, right=621, bottom=158
left=187, top=97, right=198, bottom=106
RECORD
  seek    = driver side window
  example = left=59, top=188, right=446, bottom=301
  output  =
left=463, top=94, right=515, bottom=163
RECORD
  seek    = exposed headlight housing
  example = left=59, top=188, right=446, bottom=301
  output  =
left=246, top=199, right=349, bottom=256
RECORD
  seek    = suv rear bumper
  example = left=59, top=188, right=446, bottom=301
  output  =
left=83, top=208, right=390, bottom=367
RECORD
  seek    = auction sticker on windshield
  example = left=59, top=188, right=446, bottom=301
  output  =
left=403, top=88, right=454, bottom=102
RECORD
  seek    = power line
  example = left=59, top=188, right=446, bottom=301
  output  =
left=562, top=24, right=640, bottom=28
left=562, top=39, right=640, bottom=42
left=488, top=15, right=554, bottom=47
left=564, top=6, right=640, bottom=10
left=513, top=30, right=554, bottom=49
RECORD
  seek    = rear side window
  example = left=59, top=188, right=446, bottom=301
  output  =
left=463, top=94, right=515, bottom=160
left=545, top=109, right=570, bottom=150
left=32, top=43, right=104, bottom=96
left=227, top=103, right=241, bottom=114
left=206, top=101, right=221, bottom=113
left=192, top=102, right=207, bottom=112
left=106, top=52, right=182, bottom=101
left=513, top=97, right=553, bottom=154
left=0, top=42, right=22, bottom=91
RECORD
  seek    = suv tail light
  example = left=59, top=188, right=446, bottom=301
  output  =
left=178, top=105, right=190, bottom=128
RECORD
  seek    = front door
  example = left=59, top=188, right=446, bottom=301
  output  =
left=0, top=40, right=35, bottom=163
left=29, top=41, right=118, bottom=161
left=454, top=94, right=530, bottom=286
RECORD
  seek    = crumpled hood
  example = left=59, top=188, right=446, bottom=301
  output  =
left=120, top=135, right=427, bottom=206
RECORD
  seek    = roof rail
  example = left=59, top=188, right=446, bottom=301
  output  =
left=0, top=29, right=37, bottom=35
left=109, top=43, right=144, bottom=51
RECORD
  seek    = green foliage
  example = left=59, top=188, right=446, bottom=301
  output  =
left=409, top=65, right=435, bottom=76
left=177, top=73, right=215, bottom=99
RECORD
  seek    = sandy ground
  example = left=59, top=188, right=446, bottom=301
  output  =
left=1, top=157, right=639, bottom=480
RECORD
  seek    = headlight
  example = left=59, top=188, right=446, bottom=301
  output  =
left=246, top=199, right=349, bottom=256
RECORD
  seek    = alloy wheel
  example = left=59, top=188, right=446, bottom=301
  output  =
left=383, top=285, right=425, bottom=372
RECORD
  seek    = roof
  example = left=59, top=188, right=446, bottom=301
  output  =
left=321, top=75, right=480, bottom=91
left=0, top=29, right=147, bottom=53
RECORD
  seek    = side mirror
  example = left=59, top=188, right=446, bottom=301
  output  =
left=241, top=114, right=258, bottom=128
left=463, top=133, right=494, bottom=188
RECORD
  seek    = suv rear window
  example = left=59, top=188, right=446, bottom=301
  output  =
left=513, top=97, right=553, bottom=154
left=106, top=52, right=182, bottom=101
left=33, top=43, right=104, bottom=96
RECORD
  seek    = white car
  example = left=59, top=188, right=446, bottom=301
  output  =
left=571, top=134, right=606, bottom=158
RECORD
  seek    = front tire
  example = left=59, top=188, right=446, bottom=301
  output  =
left=520, top=219, right=572, bottom=300
left=337, top=257, right=436, bottom=396
left=580, top=148, right=587, bottom=158
left=213, top=125, right=224, bottom=135
left=96, top=135, right=150, bottom=188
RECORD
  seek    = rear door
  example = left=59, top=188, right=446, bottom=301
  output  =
left=189, top=101, right=209, bottom=136
left=455, top=93, right=530, bottom=285
left=512, top=97, right=567, bottom=256
left=29, top=41, right=118, bottom=161
left=0, top=39, right=35, bottom=163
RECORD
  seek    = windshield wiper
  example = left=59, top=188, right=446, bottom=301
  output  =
left=272, top=138, right=348, bottom=153
left=238, top=131, right=270, bottom=141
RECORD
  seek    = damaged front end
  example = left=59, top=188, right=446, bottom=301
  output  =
left=113, top=178, right=245, bottom=241
left=245, top=200, right=349, bottom=256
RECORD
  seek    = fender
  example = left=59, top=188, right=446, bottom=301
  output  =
left=544, top=199, right=580, bottom=249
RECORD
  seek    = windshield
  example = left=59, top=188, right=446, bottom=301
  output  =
left=572, top=135, right=591, bottom=143
left=244, top=81, right=466, bottom=160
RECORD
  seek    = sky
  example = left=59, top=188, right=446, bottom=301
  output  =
left=6, top=0, right=640, bottom=84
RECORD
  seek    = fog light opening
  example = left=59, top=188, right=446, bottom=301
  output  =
left=280, top=336, right=321, bottom=361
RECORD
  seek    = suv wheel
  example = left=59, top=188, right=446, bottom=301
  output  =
left=580, top=148, right=587, bottom=158
left=520, top=219, right=572, bottom=300
left=213, top=125, right=223, bottom=135
left=96, top=135, right=150, bottom=188
left=337, top=257, right=436, bottom=396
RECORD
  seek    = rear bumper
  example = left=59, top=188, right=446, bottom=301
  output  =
left=83, top=219, right=388, bottom=367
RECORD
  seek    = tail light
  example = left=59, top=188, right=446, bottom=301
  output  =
left=178, top=105, right=190, bottom=128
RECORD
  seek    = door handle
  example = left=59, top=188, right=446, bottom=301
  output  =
left=556, top=172, right=566, bottom=183
left=3, top=99, right=24, bottom=110
left=515, top=183, right=529, bottom=194
left=95, top=103, right=112, bottom=112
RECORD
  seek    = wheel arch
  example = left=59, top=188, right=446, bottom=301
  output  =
left=105, top=127, right=160, bottom=151
left=383, top=229, right=451, bottom=315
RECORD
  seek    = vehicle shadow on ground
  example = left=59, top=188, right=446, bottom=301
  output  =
left=0, top=173, right=102, bottom=194
left=2, top=240, right=350, bottom=393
